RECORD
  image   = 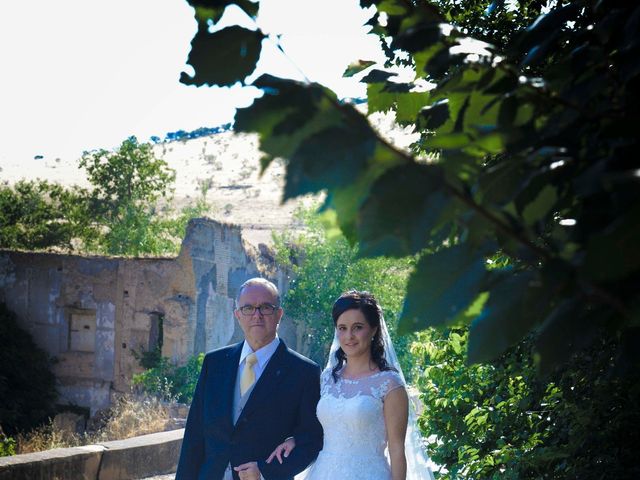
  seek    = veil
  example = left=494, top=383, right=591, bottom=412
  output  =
left=327, top=314, right=436, bottom=480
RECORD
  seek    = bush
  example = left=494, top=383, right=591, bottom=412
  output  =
left=0, top=303, right=57, bottom=437
left=0, top=180, right=94, bottom=251
left=0, top=137, right=213, bottom=256
left=273, top=208, right=415, bottom=376
left=132, top=354, right=204, bottom=404
left=0, top=428, right=15, bottom=457
left=413, top=328, right=640, bottom=479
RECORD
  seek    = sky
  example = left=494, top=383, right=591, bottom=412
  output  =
left=0, top=0, right=384, bottom=164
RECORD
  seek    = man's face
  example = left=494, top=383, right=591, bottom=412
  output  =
left=234, top=283, right=283, bottom=351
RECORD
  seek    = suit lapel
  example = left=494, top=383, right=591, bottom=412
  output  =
left=221, top=342, right=243, bottom=427
left=236, top=340, right=288, bottom=422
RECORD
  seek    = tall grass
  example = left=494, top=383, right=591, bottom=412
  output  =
left=15, top=395, right=172, bottom=454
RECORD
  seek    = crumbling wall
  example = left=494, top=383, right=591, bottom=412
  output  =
left=0, top=218, right=291, bottom=415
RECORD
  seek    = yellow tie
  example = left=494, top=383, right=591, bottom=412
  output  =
left=240, top=353, right=258, bottom=396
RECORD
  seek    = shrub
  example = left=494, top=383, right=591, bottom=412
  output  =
left=132, top=354, right=204, bottom=404
left=413, top=328, right=640, bottom=479
left=273, top=208, right=415, bottom=376
left=0, top=428, right=15, bottom=457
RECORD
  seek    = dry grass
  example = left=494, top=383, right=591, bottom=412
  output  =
left=88, top=395, right=170, bottom=443
left=16, top=423, right=80, bottom=454
left=16, top=395, right=171, bottom=454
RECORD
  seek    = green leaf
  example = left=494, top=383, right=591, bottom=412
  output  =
left=357, top=163, right=448, bottom=257
left=426, top=88, right=502, bottom=154
left=424, top=132, right=470, bottom=149
left=395, top=90, right=432, bottom=124
left=521, top=184, right=557, bottom=226
left=181, top=25, right=264, bottom=87
left=325, top=143, right=409, bottom=242
left=467, top=270, right=553, bottom=364
left=449, top=291, right=489, bottom=327
left=376, top=0, right=408, bottom=16
left=284, top=126, right=377, bottom=199
left=367, top=82, right=396, bottom=114
left=399, top=243, right=489, bottom=334
left=343, top=59, right=376, bottom=78
left=413, top=44, right=446, bottom=79
left=235, top=76, right=342, bottom=170
left=366, top=82, right=430, bottom=124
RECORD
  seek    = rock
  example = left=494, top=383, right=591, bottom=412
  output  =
left=53, top=412, right=86, bottom=436
left=167, top=404, right=188, bottom=419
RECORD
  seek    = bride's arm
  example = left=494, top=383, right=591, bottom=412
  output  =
left=384, top=387, right=409, bottom=480
left=266, top=437, right=296, bottom=464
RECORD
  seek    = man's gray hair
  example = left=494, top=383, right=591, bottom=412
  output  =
left=235, top=277, right=281, bottom=306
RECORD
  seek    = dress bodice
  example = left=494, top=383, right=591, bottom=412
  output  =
left=300, top=367, right=404, bottom=479
left=318, top=367, right=404, bottom=457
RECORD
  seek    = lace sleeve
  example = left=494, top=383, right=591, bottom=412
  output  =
left=368, top=370, right=405, bottom=401
left=320, top=367, right=333, bottom=395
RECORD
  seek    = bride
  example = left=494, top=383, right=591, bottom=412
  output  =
left=268, top=290, right=435, bottom=480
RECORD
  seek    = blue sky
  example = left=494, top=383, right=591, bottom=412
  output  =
left=0, top=0, right=383, bottom=163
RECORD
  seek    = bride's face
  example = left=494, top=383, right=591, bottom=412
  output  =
left=336, top=309, right=378, bottom=360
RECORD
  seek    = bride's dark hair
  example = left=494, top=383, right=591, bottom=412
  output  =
left=331, top=290, right=395, bottom=382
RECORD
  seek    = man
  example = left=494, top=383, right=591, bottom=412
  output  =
left=176, top=278, right=323, bottom=480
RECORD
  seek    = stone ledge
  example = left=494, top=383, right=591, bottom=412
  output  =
left=98, top=429, right=184, bottom=480
left=0, top=429, right=184, bottom=480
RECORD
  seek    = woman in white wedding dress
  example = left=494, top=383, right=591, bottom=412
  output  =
left=268, top=290, right=435, bottom=480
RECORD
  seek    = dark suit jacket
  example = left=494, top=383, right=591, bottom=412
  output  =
left=175, top=340, right=323, bottom=480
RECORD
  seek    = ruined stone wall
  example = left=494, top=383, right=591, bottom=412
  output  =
left=0, top=218, right=292, bottom=415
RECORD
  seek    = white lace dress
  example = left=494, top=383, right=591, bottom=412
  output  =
left=301, top=367, right=405, bottom=480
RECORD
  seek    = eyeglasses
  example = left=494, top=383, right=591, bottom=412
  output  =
left=238, top=304, right=279, bottom=316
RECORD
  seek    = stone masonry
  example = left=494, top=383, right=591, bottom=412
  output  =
left=0, top=218, right=292, bottom=415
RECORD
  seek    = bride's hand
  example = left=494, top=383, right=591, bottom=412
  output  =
left=266, top=437, right=296, bottom=464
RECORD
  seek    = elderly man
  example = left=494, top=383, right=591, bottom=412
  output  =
left=176, top=277, right=323, bottom=480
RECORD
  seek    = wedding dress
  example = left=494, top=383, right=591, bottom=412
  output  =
left=296, top=313, right=435, bottom=480
left=301, top=367, right=404, bottom=479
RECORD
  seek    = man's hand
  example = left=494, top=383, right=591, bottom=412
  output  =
left=234, top=461, right=261, bottom=480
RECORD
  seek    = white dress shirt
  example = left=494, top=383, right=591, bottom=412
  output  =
left=224, top=336, right=280, bottom=480
left=239, top=335, right=280, bottom=383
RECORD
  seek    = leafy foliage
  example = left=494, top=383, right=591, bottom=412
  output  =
left=1, top=135, right=211, bottom=256
left=180, top=1, right=640, bottom=476
left=179, top=0, right=640, bottom=375
left=0, top=180, right=94, bottom=251
left=0, top=303, right=57, bottom=437
left=79, top=136, right=179, bottom=255
left=414, top=328, right=640, bottom=478
left=132, top=353, right=204, bottom=403
left=273, top=208, right=415, bottom=376
left=0, top=429, right=16, bottom=457
left=80, top=136, right=175, bottom=209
